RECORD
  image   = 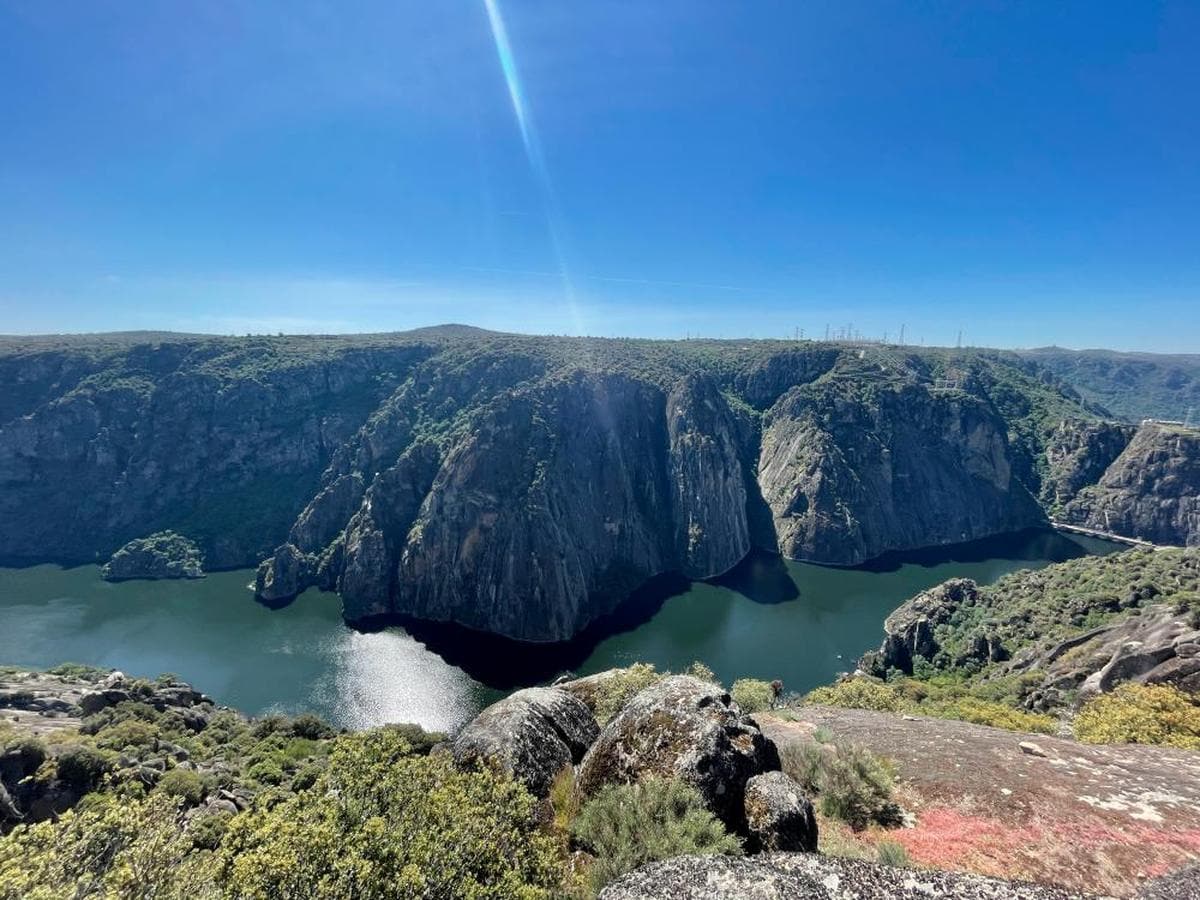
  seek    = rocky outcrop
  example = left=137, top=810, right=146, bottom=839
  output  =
left=758, top=380, right=1045, bottom=565
left=1063, top=422, right=1200, bottom=546
left=100, top=530, right=204, bottom=580
left=598, top=854, right=1088, bottom=900
left=743, top=771, right=818, bottom=852
left=1042, top=418, right=1135, bottom=509
left=451, top=687, right=599, bottom=797
left=862, top=578, right=979, bottom=675
left=254, top=543, right=314, bottom=604
left=576, top=675, right=780, bottom=832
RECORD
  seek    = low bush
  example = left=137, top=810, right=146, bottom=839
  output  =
left=1073, top=683, right=1200, bottom=750
left=156, top=768, right=205, bottom=805
left=0, top=794, right=213, bottom=900
left=780, top=734, right=901, bottom=831
left=55, top=744, right=114, bottom=793
left=876, top=840, right=910, bottom=867
left=572, top=778, right=741, bottom=893
left=804, top=678, right=903, bottom=712
left=218, top=728, right=565, bottom=899
left=922, top=697, right=1056, bottom=734
left=731, top=678, right=776, bottom=713
left=593, top=664, right=663, bottom=725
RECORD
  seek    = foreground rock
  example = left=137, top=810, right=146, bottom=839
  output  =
left=101, top=531, right=204, bottom=581
left=743, top=771, right=817, bottom=852
left=598, top=854, right=1090, bottom=899
left=765, top=706, right=1200, bottom=896
left=577, top=675, right=780, bottom=831
left=451, top=687, right=598, bottom=797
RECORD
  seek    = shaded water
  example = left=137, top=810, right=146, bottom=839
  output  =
left=0, top=529, right=1121, bottom=732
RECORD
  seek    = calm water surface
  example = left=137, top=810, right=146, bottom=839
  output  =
left=0, top=530, right=1120, bottom=732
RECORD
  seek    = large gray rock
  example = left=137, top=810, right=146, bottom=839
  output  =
left=576, top=675, right=780, bottom=832
left=598, top=854, right=1091, bottom=900
left=451, top=687, right=599, bottom=797
left=101, top=531, right=204, bottom=581
left=743, top=771, right=817, bottom=852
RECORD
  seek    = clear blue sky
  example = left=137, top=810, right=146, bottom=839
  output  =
left=1, top=1, right=1198, bottom=350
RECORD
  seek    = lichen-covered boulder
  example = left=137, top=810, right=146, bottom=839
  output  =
left=599, top=854, right=1089, bottom=900
left=451, top=687, right=599, bottom=797
left=576, top=675, right=780, bottom=832
left=598, top=855, right=828, bottom=900
left=743, top=771, right=817, bottom=852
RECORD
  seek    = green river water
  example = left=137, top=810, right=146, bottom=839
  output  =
left=0, top=529, right=1120, bottom=732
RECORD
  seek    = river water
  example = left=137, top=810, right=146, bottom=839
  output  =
left=0, top=529, right=1120, bottom=733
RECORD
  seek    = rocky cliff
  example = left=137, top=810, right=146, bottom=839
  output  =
left=1062, top=422, right=1200, bottom=546
left=4, top=329, right=1177, bottom=642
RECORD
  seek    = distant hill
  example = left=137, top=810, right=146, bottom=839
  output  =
left=1018, top=347, right=1200, bottom=423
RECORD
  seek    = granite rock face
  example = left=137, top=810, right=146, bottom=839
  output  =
left=100, top=531, right=203, bottom=581
left=743, top=771, right=818, bottom=852
left=451, top=687, right=599, bottom=797
left=1063, top=422, right=1200, bottom=546
left=3, top=331, right=1154, bottom=643
left=576, top=675, right=780, bottom=832
left=1041, top=418, right=1135, bottom=510
left=597, top=854, right=1089, bottom=900
left=758, top=381, right=1045, bottom=565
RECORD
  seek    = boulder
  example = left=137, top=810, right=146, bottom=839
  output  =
left=576, top=675, right=780, bottom=832
left=864, top=579, right=978, bottom=675
left=743, top=771, right=817, bottom=852
left=598, top=854, right=1087, bottom=900
left=451, top=687, right=599, bottom=797
left=79, top=688, right=133, bottom=716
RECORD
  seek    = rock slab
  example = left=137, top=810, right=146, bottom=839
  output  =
left=576, top=675, right=780, bottom=832
left=451, top=687, right=599, bottom=797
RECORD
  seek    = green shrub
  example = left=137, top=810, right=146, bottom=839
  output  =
left=684, top=661, right=720, bottom=685
left=0, top=793, right=213, bottom=900
left=923, top=696, right=1056, bottom=734
left=94, top=717, right=159, bottom=751
left=572, top=778, right=741, bottom=893
left=246, top=759, right=286, bottom=786
left=593, top=664, right=663, bottom=725
left=156, top=768, right=205, bottom=805
left=1074, top=683, right=1200, bottom=750
left=877, top=840, right=910, bottom=867
left=730, top=678, right=776, bottom=713
left=288, top=713, right=335, bottom=741
left=779, top=735, right=901, bottom=831
left=382, top=722, right=445, bottom=756
left=804, top=678, right=903, bottom=712
left=186, top=809, right=232, bottom=851
left=55, top=744, right=114, bottom=792
left=0, top=736, right=46, bottom=776
left=218, top=729, right=565, bottom=899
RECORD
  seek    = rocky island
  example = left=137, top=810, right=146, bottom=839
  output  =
left=100, top=530, right=205, bottom=581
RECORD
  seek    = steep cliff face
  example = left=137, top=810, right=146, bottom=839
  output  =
left=0, top=338, right=432, bottom=566
left=1, top=331, right=1145, bottom=642
left=268, top=371, right=754, bottom=641
left=1063, top=423, right=1200, bottom=546
left=758, top=379, right=1045, bottom=565
left=1041, top=418, right=1135, bottom=511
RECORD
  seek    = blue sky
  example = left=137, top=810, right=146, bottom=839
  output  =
left=1, top=1, right=1198, bottom=350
